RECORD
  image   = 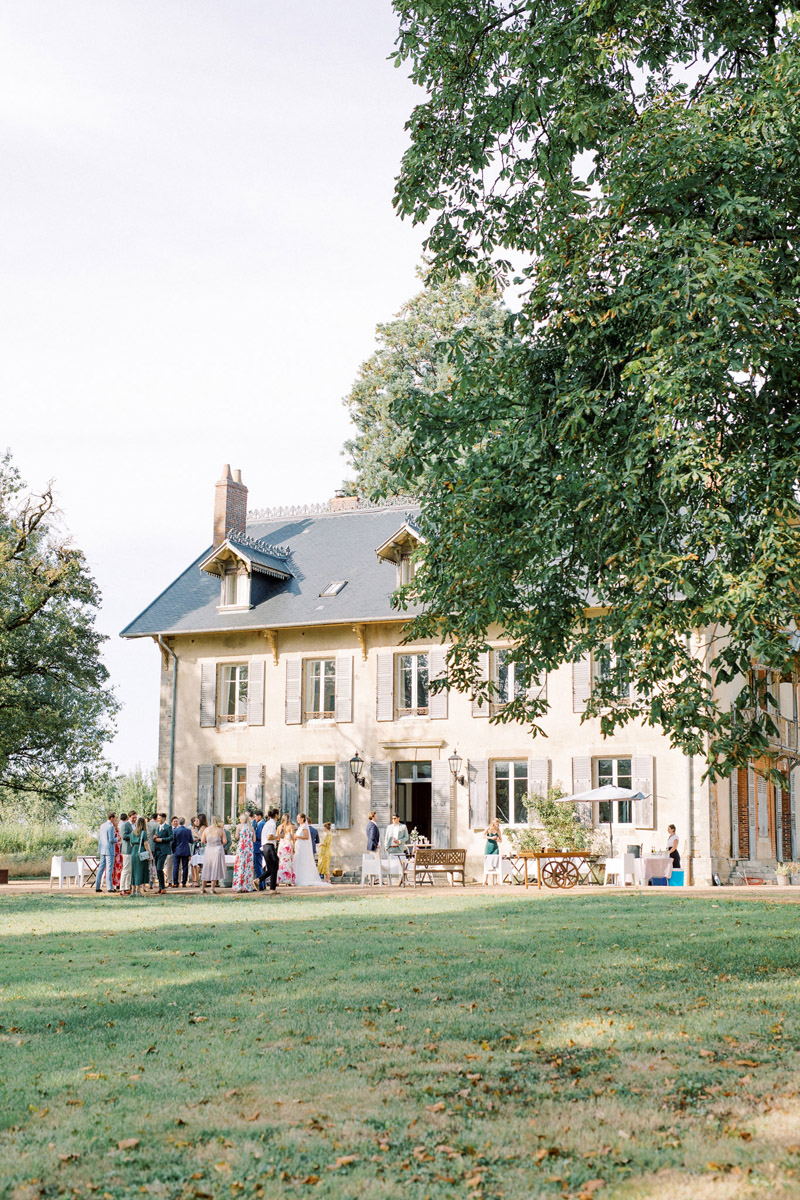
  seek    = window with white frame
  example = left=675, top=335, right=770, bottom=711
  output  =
left=219, top=663, right=248, bottom=722
left=398, top=554, right=416, bottom=586
left=596, top=757, right=633, bottom=823
left=593, top=643, right=631, bottom=701
left=305, top=658, right=336, bottom=720
left=305, top=764, right=335, bottom=824
left=494, top=649, right=527, bottom=706
left=220, top=570, right=250, bottom=609
left=397, top=653, right=429, bottom=716
left=494, top=760, right=530, bottom=825
left=219, top=766, right=246, bottom=823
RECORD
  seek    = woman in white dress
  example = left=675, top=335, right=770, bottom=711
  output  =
left=292, top=813, right=331, bottom=887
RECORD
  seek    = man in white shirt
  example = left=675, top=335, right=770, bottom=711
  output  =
left=260, top=806, right=280, bottom=893
left=384, top=813, right=409, bottom=856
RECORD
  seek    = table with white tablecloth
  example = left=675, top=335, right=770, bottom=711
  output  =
left=634, top=854, right=673, bottom=885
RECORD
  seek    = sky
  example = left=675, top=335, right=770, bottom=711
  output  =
left=1, top=0, right=427, bottom=772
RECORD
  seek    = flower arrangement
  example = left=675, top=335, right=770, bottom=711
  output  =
left=775, top=861, right=799, bottom=876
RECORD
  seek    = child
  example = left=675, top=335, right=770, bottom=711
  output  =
left=317, top=822, right=333, bottom=883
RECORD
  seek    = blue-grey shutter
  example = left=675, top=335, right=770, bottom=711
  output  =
left=245, top=764, right=263, bottom=809
left=776, top=784, right=784, bottom=861
left=747, top=767, right=757, bottom=858
left=528, top=758, right=550, bottom=798
left=791, top=769, right=798, bottom=860
left=428, top=647, right=448, bottom=720
left=335, top=654, right=353, bottom=723
left=471, top=653, right=489, bottom=717
left=468, top=760, right=489, bottom=828
left=431, top=761, right=450, bottom=847
left=280, top=763, right=299, bottom=820
left=200, top=663, right=216, bottom=727
left=285, top=659, right=302, bottom=725
left=572, top=756, right=592, bottom=826
left=572, top=656, right=591, bottom=713
left=197, top=764, right=214, bottom=814
left=334, top=761, right=351, bottom=829
left=247, top=658, right=265, bottom=725
left=376, top=653, right=393, bottom=722
left=370, top=761, right=391, bottom=832
left=730, top=769, right=740, bottom=857
left=633, top=755, right=655, bottom=829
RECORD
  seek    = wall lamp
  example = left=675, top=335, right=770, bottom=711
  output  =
left=349, top=751, right=367, bottom=787
left=448, top=749, right=467, bottom=788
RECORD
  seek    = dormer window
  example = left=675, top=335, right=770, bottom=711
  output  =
left=398, top=554, right=415, bottom=586
left=220, top=570, right=250, bottom=610
left=375, top=516, right=425, bottom=590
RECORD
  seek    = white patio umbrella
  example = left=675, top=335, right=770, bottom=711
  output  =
left=553, top=785, right=646, bottom=857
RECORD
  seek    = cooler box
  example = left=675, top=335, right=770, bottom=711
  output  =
left=649, top=877, right=668, bottom=886
left=668, top=871, right=685, bottom=887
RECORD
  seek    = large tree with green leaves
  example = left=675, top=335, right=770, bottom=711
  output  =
left=0, top=455, right=117, bottom=807
left=390, top=2, right=800, bottom=775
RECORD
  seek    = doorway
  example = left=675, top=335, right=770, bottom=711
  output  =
left=395, top=761, right=432, bottom=841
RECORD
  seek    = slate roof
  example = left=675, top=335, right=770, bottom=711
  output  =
left=198, top=532, right=294, bottom=579
left=120, top=505, right=420, bottom=639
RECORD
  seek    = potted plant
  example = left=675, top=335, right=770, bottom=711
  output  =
left=775, top=861, right=794, bottom=886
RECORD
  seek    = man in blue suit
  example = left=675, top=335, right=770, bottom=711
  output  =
left=95, top=813, right=117, bottom=893
left=252, top=810, right=265, bottom=888
left=172, top=817, right=193, bottom=888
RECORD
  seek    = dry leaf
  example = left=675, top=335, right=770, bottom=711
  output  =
left=699, top=1049, right=715, bottom=1058
left=578, top=1182, right=606, bottom=1199
left=213, top=1162, right=232, bottom=1174
left=117, top=1138, right=139, bottom=1150
left=224, top=1089, right=240, bottom=1099
left=302, top=1176, right=320, bottom=1185
left=734, top=1059, right=760, bottom=1068
left=243, top=1112, right=260, bottom=1123
left=58, top=1152, right=80, bottom=1163
left=426, top=1102, right=446, bottom=1113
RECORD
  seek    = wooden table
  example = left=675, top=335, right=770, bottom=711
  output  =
left=515, top=850, right=597, bottom=890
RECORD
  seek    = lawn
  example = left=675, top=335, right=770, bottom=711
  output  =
left=1, top=891, right=799, bottom=1200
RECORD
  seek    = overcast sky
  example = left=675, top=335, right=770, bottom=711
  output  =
left=1, top=0, right=427, bottom=771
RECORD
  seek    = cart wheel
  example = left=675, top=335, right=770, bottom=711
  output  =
left=560, top=860, right=580, bottom=889
left=541, top=860, right=566, bottom=889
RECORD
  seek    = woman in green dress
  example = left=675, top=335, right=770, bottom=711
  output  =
left=131, top=817, right=150, bottom=897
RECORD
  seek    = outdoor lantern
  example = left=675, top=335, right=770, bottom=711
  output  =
left=349, top=752, right=366, bottom=787
left=448, top=749, right=466, bottom=787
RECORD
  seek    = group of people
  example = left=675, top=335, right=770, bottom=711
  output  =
left=94, top=807, right=334, bottom=897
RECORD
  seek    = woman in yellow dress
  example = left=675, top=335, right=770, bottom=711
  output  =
left=317, top=822, right=333, bottom=883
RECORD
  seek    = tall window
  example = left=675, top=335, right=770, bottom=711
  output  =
left=597, top=758, right=633, bottom=824
left=495, top=649, right=526, bottom=705
left=219, top=664, right=248, bottom=722
left=220, top=571, right=249, bottom=608
left=305, top=659, right=335, bottom=720
left=494, top=761, right=530, bottom=825
left=219, top=766, right=246, bottom=823
left=398, top=653, right=429, bottom=716
left=398, top=554, right=416, bottom=585
left=305, top=764, right=335, bottom=824
left=593, top=644, right=631, bottom=700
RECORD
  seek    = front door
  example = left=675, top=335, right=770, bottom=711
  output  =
left=395, top=761, right=432, bottom=840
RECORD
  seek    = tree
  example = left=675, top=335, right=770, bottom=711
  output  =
left=342, top=271, right=510, bottom=497
left=0, top=454, right=118, bottom=806
left=389, top=2, right=800, bottom=776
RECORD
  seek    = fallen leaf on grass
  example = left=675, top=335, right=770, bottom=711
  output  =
left=302, top=1176, right=320, bottom=1185
left=578, top=1182, right=606, bottom=1199
left=734, top=1059, right=761, bottom=1068
left=213, top=1162, right=232, bottom=1174
left=426, top=1101, right=446, bottom=1113
left=326, top=1156, right=357, bottom=1171
left=699, top=1049, right=715, bottom=1059
left=242, top=1111, right=260, bottom=1122
left=786, top=1145, right=800, bottom=1155
left=117, top=1138, right=139, bottom=1150
left=224, top=1088, right=241, bottom=1099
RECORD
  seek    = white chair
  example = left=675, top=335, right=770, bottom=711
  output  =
left=361, top=853, right=383, bottom=886
left=49, top=856, right=79, bottom=890
left=382, top=855, right=404, bottom=886
left=483, top=856, right=502, bottom=885
left=603, top=854, right=636, bottom=886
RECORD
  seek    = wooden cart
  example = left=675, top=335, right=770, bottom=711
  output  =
left=514, top=849, right=598, bottom=890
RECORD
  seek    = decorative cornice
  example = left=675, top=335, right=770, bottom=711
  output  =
left=247, top=496, right=417, bottom=521
left=228, top=531, right=292, bottom=559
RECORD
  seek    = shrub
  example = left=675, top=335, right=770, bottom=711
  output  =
left=504, top=787, right=594, bottom=853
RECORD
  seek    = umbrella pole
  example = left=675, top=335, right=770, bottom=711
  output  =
left=609, top=819, right=613, bottom=858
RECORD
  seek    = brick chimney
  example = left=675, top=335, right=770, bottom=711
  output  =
left=329, top=488, right=359, bottom=512
left=213, top=465, right=248, bottom=547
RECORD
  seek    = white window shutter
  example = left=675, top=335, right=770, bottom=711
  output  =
left=376, top=652, right=394, bottom=722
left=528, top=758, right=550, bottom=798
left=428, top=646, right=448, bottom=720
left=468, top=760, right=489, bottom=828
left=633, top=755, right=655, bottom=828
left=334, top=761, right=351, bottom=828
left=335, top=654, right=353, bottom=723
left=200, top=662, right=216, bottom=727
left=747, top=767, right=757, bottom=858
left=285, top=658, right=302, bottom=725
left=245, top=764, right=263, bottom=809
left=431, top=761, right=451, bottom=847
left=370, top=761, right=391, bottom=831
left=730, top=769, right=740, bottom=858
left=571, top=756, right=592, bottom=826
left=197, top=764, right=214, bottom=813
left=280, top=763, right=300, bottom=820
left=471, top=652, right=490, bottom=717
left=247, top=658, right=265, bottom=726
left=572, top=656, right=592, bottom=713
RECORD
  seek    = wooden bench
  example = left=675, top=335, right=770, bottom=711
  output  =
left=410, top=847, right=466, bottom=887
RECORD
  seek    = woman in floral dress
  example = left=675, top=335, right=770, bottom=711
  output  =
left=232, top=812, right=255, bottom=893
left=317, top=822, right=333, bottom=883
left=277, top=822, right=295, bottom=886
left=111, top=816, right=122, bottom=891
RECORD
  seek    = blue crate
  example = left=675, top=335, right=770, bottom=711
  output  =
left=668, top=870, right=685, bottom=887
left=649, top=877, right=668, bottom=886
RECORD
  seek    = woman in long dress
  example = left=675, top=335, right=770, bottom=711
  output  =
left=190, top=814, right=206, bottom=887
left=130, top=817, right=150, bottom=898
left=232, top=812, right=255, bottom=893
left=111, top=816, right=122, bottom=891
left=317, top=822, right=333, bottom=883
left=201, top=816, right=228, bottom=895
left=277, top=823, right=295, bottom=886
left=293, top=813, right=331, bottom=887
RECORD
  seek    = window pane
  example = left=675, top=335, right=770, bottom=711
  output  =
left=416, top=761, right=431, bottom=780
left=497, top=650, right=509, bottom=703
left=396, top=762, right=414, bottom=781
left=597, top=759, right=613, bottom=786
left=308, top=765, right=319, bottom=784
left=617, top=800, right=632, bottom=824
left=617, top=759, right=632, bottom=790
left=513, top=775, right=529, bottom=824
left=496, top=779, right=510, bottom=825
left=399, top=656, right=412, bottom=709
left=237, top=667, right=248, bottom=712
left=322, top=764, right=335, bottom=782
left=322, top=780, right=335, bottom=824
left=323, top=660, right=335, bottom=712
left=495, top=761, right=509, bottom=779
left=598, top=801, right=611, bottom=824
left=416, top=655, right=429, bottom=708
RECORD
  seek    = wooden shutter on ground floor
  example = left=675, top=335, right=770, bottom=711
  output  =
left=572, top=656, right=592, bottom=713
left=335, top=655, right=353, bottom=723
left=528, top=758, right=550, bottom=798
left=792, top=770, right=798, bottom=860
left=285, top=659, right=302, bottom=725
left=633, top=755, right=655, bottom=829
left=572, top=756, right=592, bottom=826
left=431, top=761, right=451, bottom=848
left=757, top=774, right=769, bottom=839
left=779, top=785, right=793, bottom=862
left=468, top=760, right=489, bottom=829
left=335, top=761, right=351, bottom=829
left=428, top=647, right=448, bottom=720
left=247, top=659, right=265, bottom=725
left=376, top=653, right=394, bottom=722
left=776, top=785, right=786, bottom=861
left=370, top=762, right=391, bottom=832
left=280, top=763, right=299, bottom=821
left=200, top=663, right=216, bottom=727
left=471, top=653, right=490, bottom=717
left=730, top=769, right=740, bottom=858
left=197, top=764, right=214, bottom=813
left=737, top=769, right=750, bottom=859
left=747, top=768, right=757, bottom=858
left=245, top=764, right=263, bottom=809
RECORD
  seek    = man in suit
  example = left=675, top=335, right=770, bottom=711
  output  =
left=385, top=813, right=409, bottom=856
left=172, top=817, right=193, bottom=888
left=365, top=811, right=380, bottom=853
left=153, top=813, right=174, bottom=894
left=252, top=810, right=265, bottom=887
left=309, top=822, right=320, bottom=857
left=119, top=812, right=134, bottom=895
left=95, top=813, right=117, bottom=893
left=260, top=806, right=280, bottom=894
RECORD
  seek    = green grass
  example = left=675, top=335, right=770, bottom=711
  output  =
left=1, top=891, right=800, bottom=1200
